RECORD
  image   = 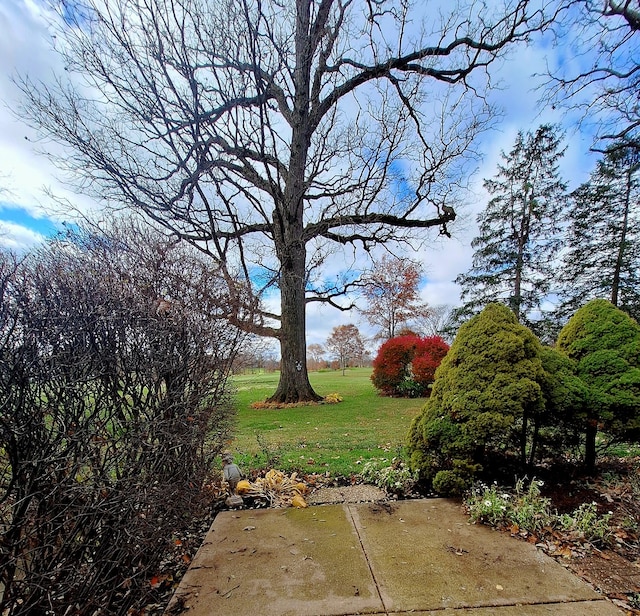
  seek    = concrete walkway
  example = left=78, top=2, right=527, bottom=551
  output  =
left=166, top=499, right=624, bottom=615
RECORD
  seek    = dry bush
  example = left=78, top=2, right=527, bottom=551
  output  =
left=0, top=222, right=242, bottom=614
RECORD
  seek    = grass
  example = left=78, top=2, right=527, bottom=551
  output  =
left=229, top=367, right=425, bottom=477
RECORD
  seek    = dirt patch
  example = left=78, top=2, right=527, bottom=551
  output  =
left=567, top=550, right=640, bottom=595
left=306, top=484, right=387, bottom=505
left=565, top=550, right=640, bottom=613
left=367, top=502, right=397, bottom=516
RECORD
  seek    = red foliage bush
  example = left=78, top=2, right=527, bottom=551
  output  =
left=371, top=335, right=449, bottom=397
left=412, top=336, right=451, bottom=383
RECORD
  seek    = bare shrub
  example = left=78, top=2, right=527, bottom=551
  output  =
left=0, top=221, right=242, bottom=614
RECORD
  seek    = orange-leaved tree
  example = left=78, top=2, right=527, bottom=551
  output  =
left=360, top=256, right=431, bottom=341
left=326, top=324, right=365, bottom=375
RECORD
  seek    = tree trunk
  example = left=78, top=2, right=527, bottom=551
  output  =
left=528, top=416, right=540, bottom=468
left=520, top=411, right=528, bottom=469
left=512, top=191, right=533, bottom=322
left=611, top=166, right=632, bottom=306
left=266, top=239, right=322, bottom=404
left=265, top=0, right=321, bottom=404
left=584, top=419, right=598, bottom=473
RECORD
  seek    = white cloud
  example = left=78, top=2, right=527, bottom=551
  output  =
left=0, top=0, right=97, bottom=227
left=0, top=220, right=46, bottom=250
left=0, top=1, right=604, bottom=344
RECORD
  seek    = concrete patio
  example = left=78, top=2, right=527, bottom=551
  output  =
left=166, top=499, right=624, bottom=615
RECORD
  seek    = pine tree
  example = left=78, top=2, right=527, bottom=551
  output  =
left=455, top=125, right=567, bottom=335
left=557, top=145, right=640, bottom=324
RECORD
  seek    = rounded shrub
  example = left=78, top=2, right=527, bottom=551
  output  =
left=537, top=346, right=587, bottom=459
left=556, top=298, right=640, bottom=469
left=371, top=335, right=449, bottom=397
left=407, top=303, right=548, bottom=495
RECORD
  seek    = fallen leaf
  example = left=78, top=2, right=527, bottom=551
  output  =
left=149, top=573, right=171, bottom=589
left=243, top=525, right=256, bottom=531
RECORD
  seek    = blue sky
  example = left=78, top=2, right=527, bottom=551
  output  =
left=0, top=202, right=59, bottom=235
left=0, top=0, right=606, bottom=348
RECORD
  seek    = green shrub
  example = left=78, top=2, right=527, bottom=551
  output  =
left=396, top=379, right=426, bottom=398
left=433, top=468, right=471, bottom=496
left=407, top=304, right=549, bottom=494
left=537, top=346, right=587, bottom=458
left=556, top=299, right=640, bottom=469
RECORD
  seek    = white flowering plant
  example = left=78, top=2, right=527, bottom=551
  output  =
left=558, top=502, right=613, bottom=545
left=466, top=478, right=616, bottom=548
left=465, top=478, right=554, bottom=533
left=360, top=457, right=419, bottom=496
left=465, top=482, right=513, bottom=527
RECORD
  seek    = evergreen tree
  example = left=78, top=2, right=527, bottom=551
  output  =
left=406, top=304, right=547, bottom=495
left=556, top=299, right=640, bottom=471
left=557, top=145, right=640, bottom=324
left=455, top=125, right=567, bottom=335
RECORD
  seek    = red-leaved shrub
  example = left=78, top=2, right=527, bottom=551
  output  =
left=371, top=335, right=449, bottom=397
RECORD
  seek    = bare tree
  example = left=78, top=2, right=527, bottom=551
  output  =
left=17, top=0, right=555, bottom=402
left=360, top=254, right=431, bottom=340
left=414, top=303, right=456, bottom=341
left=326, top=324, right=365, bottom=375
left=307, top=343, right=326, bottom=371
left=0, top=220, right=242, bottom=615
left=546, top=1, right=640, bottom=150
left=232, top=334, right=279, bottom=374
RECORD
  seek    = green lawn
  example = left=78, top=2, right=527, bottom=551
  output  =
left=229, top=367, right=426, bottom=476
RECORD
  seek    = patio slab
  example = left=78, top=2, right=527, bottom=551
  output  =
left=166, top=499, right=624, bottom=615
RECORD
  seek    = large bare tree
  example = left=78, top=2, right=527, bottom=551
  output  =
left=17, top=0, right=554, bottom=402
left=546, top=0, right=640, bottom=151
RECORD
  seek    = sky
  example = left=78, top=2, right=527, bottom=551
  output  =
left=0, top=0, right=604, bottom=354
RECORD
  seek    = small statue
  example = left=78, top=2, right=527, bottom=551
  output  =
left=222, top=453, right=243, bottom=507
